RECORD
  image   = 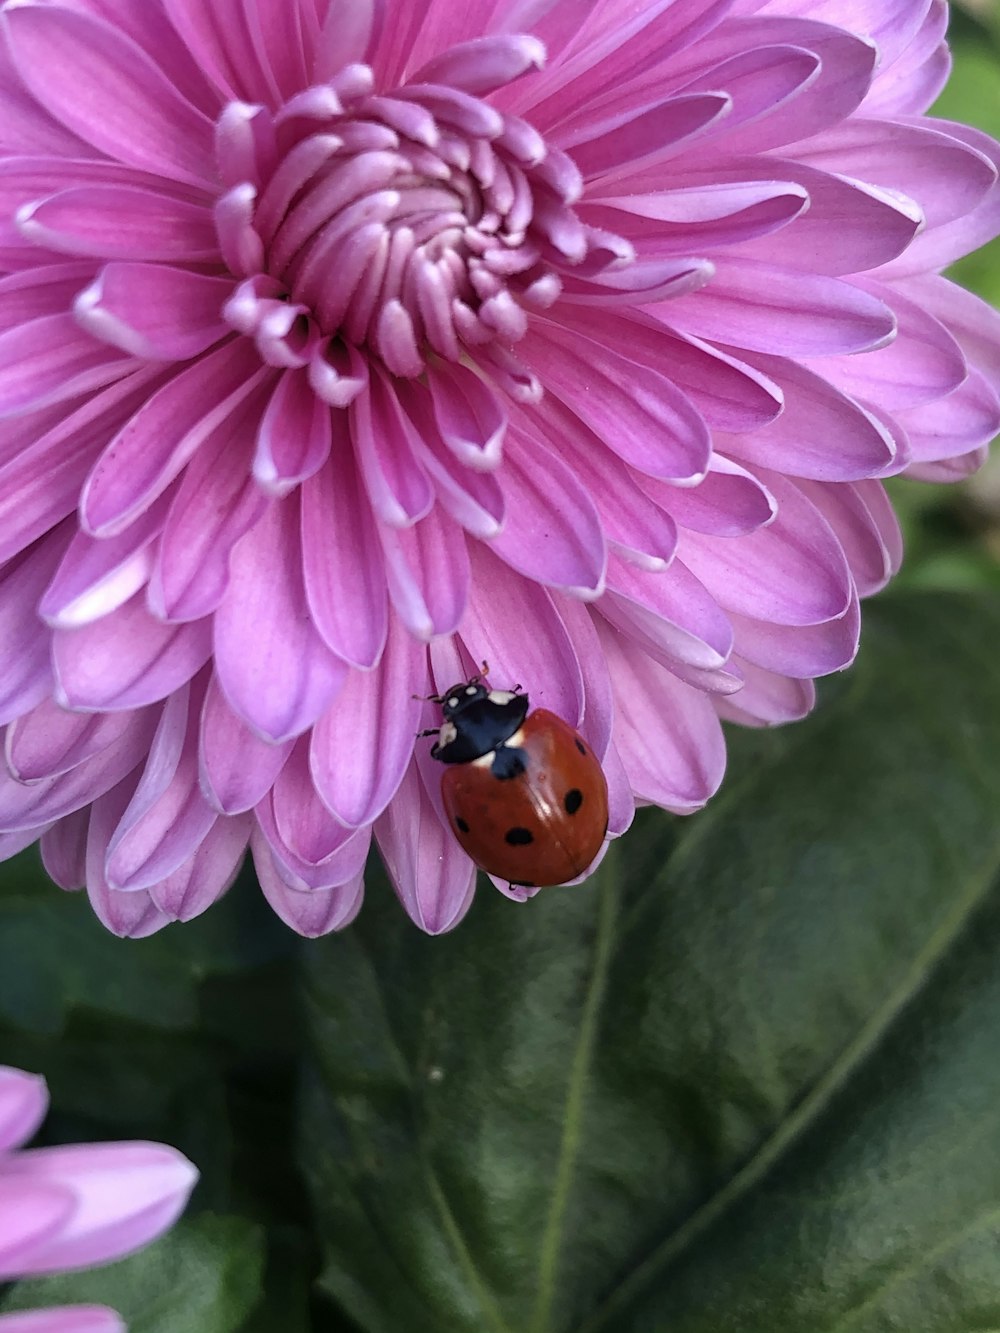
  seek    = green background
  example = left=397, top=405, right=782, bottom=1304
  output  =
left=3, top=10, right=1000, bottom=1332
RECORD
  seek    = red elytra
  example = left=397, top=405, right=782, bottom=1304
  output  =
left=427, top=677, right=609, bottom=888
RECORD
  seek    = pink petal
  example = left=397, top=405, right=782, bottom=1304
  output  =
left=0, top=369, right=163, bottom=563
left=378, top=505, right=470, bottom=641
left=412, top=34, right=545, bottom=96
left=74, top=264, right=231, bottom=362
left=149, top=383, right=270, bottom=622
left=395, top=380, right=506, bottom=540
left=595, top=615, right=726, bottom=814
left=731, top=596, right=861, bottom=677
left=375, top=759, right=477, bottom=935
left=199, top=673, right=292, bottom=815
left=678, top=471, right=852, bottom=626
left=252, top=830, right=365, bottom=937
left=522, top=319, right=711, bottom=483
left=642, top=456, right=776, bottom=536
left=810, top=279, right=968, bottom=412
left=148, top=814, right=250, bottom=921
left=0, top=313, right=136, bottom=419
left=40, top=809, right=90, bottom=890
left=557, top=307, right=784, bottom=432
left=310, top=616, right=426, bottom=828
left=350, top=370, right=435, bottom=525
left=39, top=495, right=170, bottom=629
left=254, top=369, right=332, bottom=496
left=300, top=429, right=388, bottom=669
left=259, top=742, right=371, bottom=886
left=81, top=340, right=268, bottom=537
left=16, top=186, right=218, bottom=262
left=5, top=700, right=138, bottom=784
left=489, top=424, right=606, bottom=596
left=0, top=531, right=64, bottom=725
left=0, top=264, right=94, bottom=334
left=3, top=1140, right=197, bottom=1273
left=425, top=361, right=507, bottom=472
left=0, top=1306, right=125, bottom=1333
left=896, top=370, right=1000, bottom=463
left=214, top=499, right=348, bottom=743
left=0, top=1179, right=75, bottom=1281
left=663, top=259, right=896, bottom=357
left=0, top=1066, right=48, bottom=1153
left=461, top=544, right=587, bottom=728
left=103, top=678, right=216, bottom=891
left=560, top=91, right=732, bottom=182
left=2, top=5, right=215, bottom=187
left=715, top=656, right=817, bottom=726
left=795, top=479, right=900, bottom=598
left=0, top=709, right=157, bottom=833
left=724, top=353, right=898, bottom=480
left=53, top=593, right=212, bottom=711
left=602, top=553, right=734, bottom=680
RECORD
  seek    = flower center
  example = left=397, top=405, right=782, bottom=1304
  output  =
left=216, top=60, right=598, bottom=392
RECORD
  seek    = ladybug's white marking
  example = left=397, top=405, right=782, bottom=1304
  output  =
left=437, top=720, right=458, bottom=748
left=465, top=685, right=478, bottom=695
left=488, top=690, right=517, bottom=706
left=447, top=696, right=459, bottom=709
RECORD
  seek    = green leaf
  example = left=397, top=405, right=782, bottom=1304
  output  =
left=0, top=1215, right=264, bottom=1333
left=0, top=858, right=295, bottom=1037
left=297, top=591, right=1000, bottom=1333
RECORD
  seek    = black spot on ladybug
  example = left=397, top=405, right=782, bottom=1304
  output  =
left=564, top=788, right=583, bottom=815
left=510, top=880, right=537, bottom=888
left=575, top=738, right=587, bottom=755
left=455, top=816, right=470, bottom=833
left=491, top=747, right=527, bottom=780
left=505, top=826, right=534, bottom=846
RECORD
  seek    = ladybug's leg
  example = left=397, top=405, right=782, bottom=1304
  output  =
left=416, top=726, right=439, bottom=738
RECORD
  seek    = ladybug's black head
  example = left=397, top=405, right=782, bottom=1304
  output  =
left=431, top=679, right=529, bottom=764
left=439, top=680, right=490, bottom=719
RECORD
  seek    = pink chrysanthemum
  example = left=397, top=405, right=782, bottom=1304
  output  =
left=0, top=0, right=997, bottom=936
left=0, top=1065, right=197, bottom=1333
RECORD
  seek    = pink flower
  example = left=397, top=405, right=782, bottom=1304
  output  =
left=0, top=0, right=996, bottom=935
left=0, top=1065, right=198, bottom=1333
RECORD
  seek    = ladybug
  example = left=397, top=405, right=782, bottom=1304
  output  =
left=426, top=674, right=609, bottom=888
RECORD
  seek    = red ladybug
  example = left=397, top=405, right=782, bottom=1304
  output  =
left=427, top=675, right=609, bottom=888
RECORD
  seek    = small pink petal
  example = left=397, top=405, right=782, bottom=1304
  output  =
left=40, top=809, right=90, bottom=891
left=0, top=314, right=136, bottom=419
left=53, top=594, right=212, bottom=712
left=199, top=673, right=292, bottom=815
left=378, top=505, right=470, bottom=641
left=300, top=427, right=389, bottom=669
left=375, top=760, right=476, bottom=935
left=81, top=339, right=268, bottom=537
left=595, top=615, right=726, bottom=814
left=311, top=616, right=426, bottom=828
left=17, top=185, right=218, bottom=262
left=252, top=830, right=365, bottom=937
left=0, top=1307, right=126, bottom=1333
left=0, top=1179, right=75, bottom=1281
left=214, top=500, right=349, bottom=742
left=3, top=1140, right=197, bottom=1274
left=74, top=264, right=231, bottom=362
left=254, top=369, right=332, bottom=496
left=522, top=319, right=711, bottom=484
left=0, top=1066, right=48, bottom=1153
left=148, top=815, right=251, bottom=922
left=490, top=425, right=606, bottom=596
